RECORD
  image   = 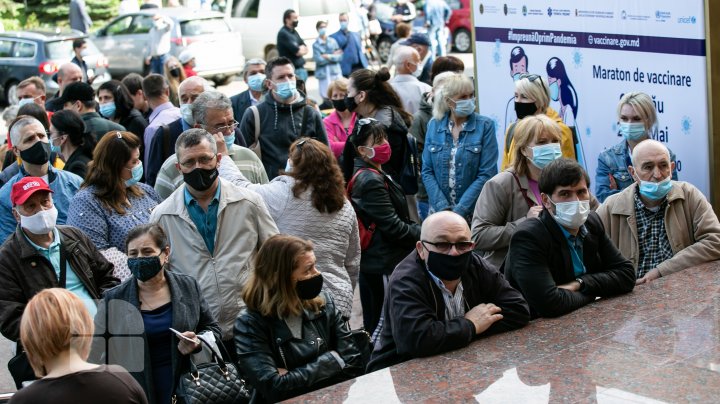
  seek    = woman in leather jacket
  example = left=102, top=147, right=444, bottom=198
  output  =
left=344, top=119, right=420, bottom=335
left=234, top=234, right=364, bottom=403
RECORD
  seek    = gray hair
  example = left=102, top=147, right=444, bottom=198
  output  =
left=191, top=91, right=232, bottom=126
left=243, top=58, right=267, bottom=78
left=2, top=105, right=19, bottom=126
left=175, top=128, right=217, bottom=157
left=393, top=45, right=418, bottom=68
left=10, top=116, right=43, bottom=147
left=432, top=74, right=473, bottom=120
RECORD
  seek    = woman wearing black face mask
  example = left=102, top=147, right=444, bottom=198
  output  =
left=235, top=234, right=365, bottom=403
left=92, top=224, right=220, bottom=404
left=323, top=78, right=358, bottom=159
left=163, top=56, right=186, bottom=107
left=501, top=73, right=575, bottom=170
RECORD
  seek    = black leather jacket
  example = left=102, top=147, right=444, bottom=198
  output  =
left=234, top=293, right=364, bottom=403
left=349, top=158, right=420, bottom=275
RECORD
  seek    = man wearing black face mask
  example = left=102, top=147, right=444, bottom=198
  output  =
left=150, top=128, right=278, bottom=358
left=367, top=211, right=530, bottom=371
left=0, top=117, right=83, bottom=242
left=277, top=9, right=309, bottom=82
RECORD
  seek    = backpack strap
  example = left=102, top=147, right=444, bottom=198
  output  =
left=251, top=105, right=261, bottom=142
left=299, top=105, right=310, bottom=138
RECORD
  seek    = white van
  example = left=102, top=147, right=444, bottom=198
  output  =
left=223, top=0, right=361, bottom=69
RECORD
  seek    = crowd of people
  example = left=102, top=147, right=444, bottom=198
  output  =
left=0, top=2, right=719, bottom=404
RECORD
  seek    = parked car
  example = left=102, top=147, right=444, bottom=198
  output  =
left=0, top=29, right=110, bottom=105
left=447, top=0, right=472, bottom=53
left=92, top=7, right=244, bottom=85
left=223, top=0, right=360, bottom=70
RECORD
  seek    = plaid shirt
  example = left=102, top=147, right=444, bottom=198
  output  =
left=634, top=188, right=674, bottom=277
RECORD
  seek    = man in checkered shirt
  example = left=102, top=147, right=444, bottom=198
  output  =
left=598, top=140, right=720, bottom=284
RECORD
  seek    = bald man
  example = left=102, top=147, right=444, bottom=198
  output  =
left=367, top=211, right=529, bottom=371
left=597, top=140, right=720, bottom=284
left=389, top=46, right=431, bottom=115
left=46, top=63, right=83, bottom=112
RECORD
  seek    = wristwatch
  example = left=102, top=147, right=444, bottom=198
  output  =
left=575, top=277, right=584, bottom=291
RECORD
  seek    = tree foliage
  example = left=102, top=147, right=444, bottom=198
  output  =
left=22, top=0, right=121, bottom=27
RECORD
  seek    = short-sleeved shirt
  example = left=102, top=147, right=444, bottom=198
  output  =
left=184, top=183, right=221, bottom=254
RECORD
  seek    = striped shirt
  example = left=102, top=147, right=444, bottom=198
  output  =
left=634, top=188, right=674, bottom=277
left=427, top=268, right=466, bottom=319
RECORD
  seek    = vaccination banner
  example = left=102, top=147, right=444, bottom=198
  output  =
left=472, top=0, right=710, bottom=197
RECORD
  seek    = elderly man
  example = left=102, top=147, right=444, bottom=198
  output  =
left=154, top=91, right=267, bottom=199
left=504, top=159, right=635, bottom=318
left=402, top=33, right=433, bottom=85
left=61, top=81, right=125, bottom=141
left=239, top=56, right=328, bottom=179
left=142, top=74, right=181, bottom=164
left=45, top=63, right=83, bottom=112
left=0, top=177, right=117, bottom=387
left=368, top=211, right=529, bottom=371
left=0, top=117, right=82, bottom=242
left=389, top=46, right=431, bottom=115
left=230, top=58, right=267, bottom=124
left=150, top=129, right=277, bottom=354
left=597, top=140, right=720, bottom=284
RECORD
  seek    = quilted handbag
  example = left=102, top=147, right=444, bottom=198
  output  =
left=173, top=335, right=251, bottom=404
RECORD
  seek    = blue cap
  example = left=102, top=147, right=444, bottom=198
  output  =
left=402, top=33, right=431, bottom=47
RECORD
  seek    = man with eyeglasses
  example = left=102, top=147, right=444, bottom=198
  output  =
left=0, top=117, right=83, bottom=242
left=150, top=128, right=278, bottom=359
left=367, top=211, right=530, bottom=371
left=504, top=159, right=635, bottom=318
left=153, top=91, right=267, bottom=199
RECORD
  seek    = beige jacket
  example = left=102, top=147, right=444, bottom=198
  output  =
left=596, top=181, right=720, bottom=277
left=472, top=169, right=599, bottom=268
left=150, top=178, right=278, bottom=337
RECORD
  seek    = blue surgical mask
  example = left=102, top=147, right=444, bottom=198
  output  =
left=223, top=134, right=235, bottom=151
left=451, top=98, right=475, bottom=117
left=126, top=161, right=143, bottom=187
left=548, top=199, right=590, bottom=229
left=18, top=98, right=35, bottom=107
left=180, top=103, right=194, bottom=125
left=549, top=81, right=559, bottom=101
left=529, top=143, right=562, bottom=169
left=619, top=122, right=647, bottom=141
left=512, top=73, right=522, bottom=81
left=50, top=142, right=61, bottom=154
left=318, top=28, right=327, bottom=36
left=247, top=73, right=266, bottom=92
left=99, top=102, right=116, bottom=119
left=340, top=21, right=349, bottom=30
left=638, top=176, right=672, bottom=201
left=273, top=80, right=297, bottom=100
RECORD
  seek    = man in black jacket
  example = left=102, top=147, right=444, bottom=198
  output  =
left=276, top=9, right=308, bottom=81
left=60, top=81, right=125, bottom=141
left=503, top=159, right=635, bottom=318
left=368, top=211, right=530, bottom=371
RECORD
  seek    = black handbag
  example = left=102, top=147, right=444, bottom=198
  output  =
left=172, top=335, right=251, bottom=404
left=8, top=350, right=35, bottom=389
left=350, top=328, right=372, bottom=369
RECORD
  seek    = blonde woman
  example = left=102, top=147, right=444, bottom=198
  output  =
left=10, top=288, right=147, bottom=404
left=501, top=73, right=575, bottom=169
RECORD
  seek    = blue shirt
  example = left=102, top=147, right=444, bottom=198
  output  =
left=559, top=225, right=588, bottom=277
left=184, top=183, right=221, bottom=254
left=0, top=165, right=82, bottom=242
left=25, top=227, right=97, bottom=317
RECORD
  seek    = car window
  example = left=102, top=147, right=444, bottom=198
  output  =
left=299, top=0, right=325, bottom=16
left=107, top=15, right=134, bottom=35
left=14, top=42, right=36, bottom=58
left=0, top=39, right=14, bottom=58
left=46, top=38, right=100, bottom=60
left=232, top=0, right=259, bottom=18
left=324, top=0, right=349, bottom=14
left=448, top=0, right=462, bottom=10
left=180, top=17, right=230, bottom=36
left=131, top=15, right=155, bottom=34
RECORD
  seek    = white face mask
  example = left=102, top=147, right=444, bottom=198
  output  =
left=18, top=206, right=58, bottom=235
left=548, top=199, right=590, bottom=229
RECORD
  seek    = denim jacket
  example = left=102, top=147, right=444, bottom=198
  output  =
left=595, top=140, right=678, bottom=202
left=422, top=112, right=498, bottom=218
left=312, top=36, right=342, bottom=80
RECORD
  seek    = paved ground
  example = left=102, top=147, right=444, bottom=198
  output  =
left=0, top=51, right=474, bottom=393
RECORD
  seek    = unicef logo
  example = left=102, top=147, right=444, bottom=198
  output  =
left=678, top=16, right=697, bottom=24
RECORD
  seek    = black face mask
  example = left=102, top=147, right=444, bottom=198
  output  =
left=296, top=274, right=323, bottom=300
left=332, top=99, right=347, bottom=112
left=127, top=255, right=164, bottom=282
left=344, top=95, right=358, bottom=113
left=292, top=20, right=299, bottom=28
left=183, top=167, right=218, bottom=192
left=20, top=141, right=51, bottom=165
left=425, top=250, right=472, bottom=281
left=515, top=101, right=538, bottom=120
left=170, top=68, right=181, bottom=78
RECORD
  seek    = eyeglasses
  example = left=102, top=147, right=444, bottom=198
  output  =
left=206, top=120, right=239, bottom=133
left=421, top=240, right=475, bottom=254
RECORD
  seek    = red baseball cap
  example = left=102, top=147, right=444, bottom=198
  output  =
left=11, top=177, right=53, bottom=206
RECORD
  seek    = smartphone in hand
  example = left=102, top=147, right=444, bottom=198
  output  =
left=169, top=328, right=197, bottom=343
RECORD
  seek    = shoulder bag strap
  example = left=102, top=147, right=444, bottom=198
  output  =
left=299, top=105, right=310, bottom=138
left=510, top=172, right=536, bottom=209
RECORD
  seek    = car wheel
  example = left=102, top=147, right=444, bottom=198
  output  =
left=453, top=28, right=472, bottom=53
left=377, top=36, right=393, bottom=63
left=5, top=81, right=19, bottom=105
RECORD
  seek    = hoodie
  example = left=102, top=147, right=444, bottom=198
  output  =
left=239, top=94, right=328, bottom=179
